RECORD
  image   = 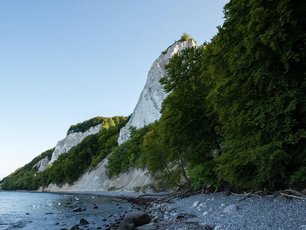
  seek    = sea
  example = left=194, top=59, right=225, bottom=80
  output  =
left=0, top=191, right=135, bottom=230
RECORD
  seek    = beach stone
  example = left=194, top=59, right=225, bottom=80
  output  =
left=70, top=225, right=81, bottom=230
left=118, top=222, right=135, bottom=230
left=136, top=222, right=157, bottom=230
left=122, top=211, right=151, bottom=227
left=176, top=214, right=185, bottom=219
left=79, top=218, right=89, bottom=225
left=72, top=207, right=82, bottom=212
left=203, top=225, right=214, bottom=230
left=192, top=201, right=200, bottom=207
left=274, top=195, right=287, bottom=202
left=223, top=204, right=239, bottom=214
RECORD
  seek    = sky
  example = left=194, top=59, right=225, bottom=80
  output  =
left=0, top=0, right=228, bottom=180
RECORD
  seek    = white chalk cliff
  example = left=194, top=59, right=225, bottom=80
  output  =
left=40, top=40, right=196, bottom=192
left=34, top=156, right=50, bottom=172
left=37, top=124, right=102, bottom=171
left=49, top=124, right=101, bottom=165
left=118, top=39, right=197, bottom=144
left=41, top=158, right=152, bottom=192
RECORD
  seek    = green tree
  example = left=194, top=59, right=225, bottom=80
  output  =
left=206, top=0, right=306, bottom=190
left=154, top=46, right=220, bottom=188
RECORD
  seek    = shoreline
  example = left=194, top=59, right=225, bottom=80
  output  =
left=42, top=190, right=306, bottom=229
left=1, top=190, right=306, bottom=229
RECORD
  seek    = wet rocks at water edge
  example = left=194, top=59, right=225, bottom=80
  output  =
left=79, top=218, right=89, bottom=225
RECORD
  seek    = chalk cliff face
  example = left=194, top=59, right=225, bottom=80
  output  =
left=118, top=39, right=197, bottom=144
left=46, top=124, right=101, bottom=167
left=41, top=158, right=152, bottom=192
left=42, top=40, right=196, bottom=192
left=34, top=40, right=196, bottom=192
left=34, top=156, right=49, bottom=172
left=31, top=124, right=102, bottom=172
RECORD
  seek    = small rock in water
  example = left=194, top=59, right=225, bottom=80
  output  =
left=79, top=218, right=89, bottom=225
left=223, top=204, right=239, bottom=214
left=93, top=205, right=98, bottom=209
left=72, top=207, right=82, bottom=212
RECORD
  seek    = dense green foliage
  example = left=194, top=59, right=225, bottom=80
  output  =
left=106, top=126, right=151, bottom=178
left=1, top=116, right=127, bottom=190
left=205, top=0, right=306, bottom=190
left=68, top=116, right=105, bottom=134
left=0, top=149, right=54, bottom=190
left=180, top=33, right=192, bottom=42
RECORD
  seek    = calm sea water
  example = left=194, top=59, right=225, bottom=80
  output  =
left=0, top=191, right=134, bottom=230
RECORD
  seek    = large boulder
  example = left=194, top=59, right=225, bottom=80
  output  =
left=122, top=211, right=151, bottom=227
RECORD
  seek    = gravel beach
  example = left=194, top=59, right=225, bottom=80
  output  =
left=7, top=191, right=303, bottom=229
left=144, top=192, right=306, bottom=230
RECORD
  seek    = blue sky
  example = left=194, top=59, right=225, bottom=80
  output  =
left=0, top=0, right=228, bottom=179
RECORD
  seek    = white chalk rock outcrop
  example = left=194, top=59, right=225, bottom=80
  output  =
left=34, top=156, right=50, bottom=172
left=49, top=124, right=101, bottom=165
left=118, top=39, right=197, bottom=144
left=41, top=158, right=152, bottom=192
